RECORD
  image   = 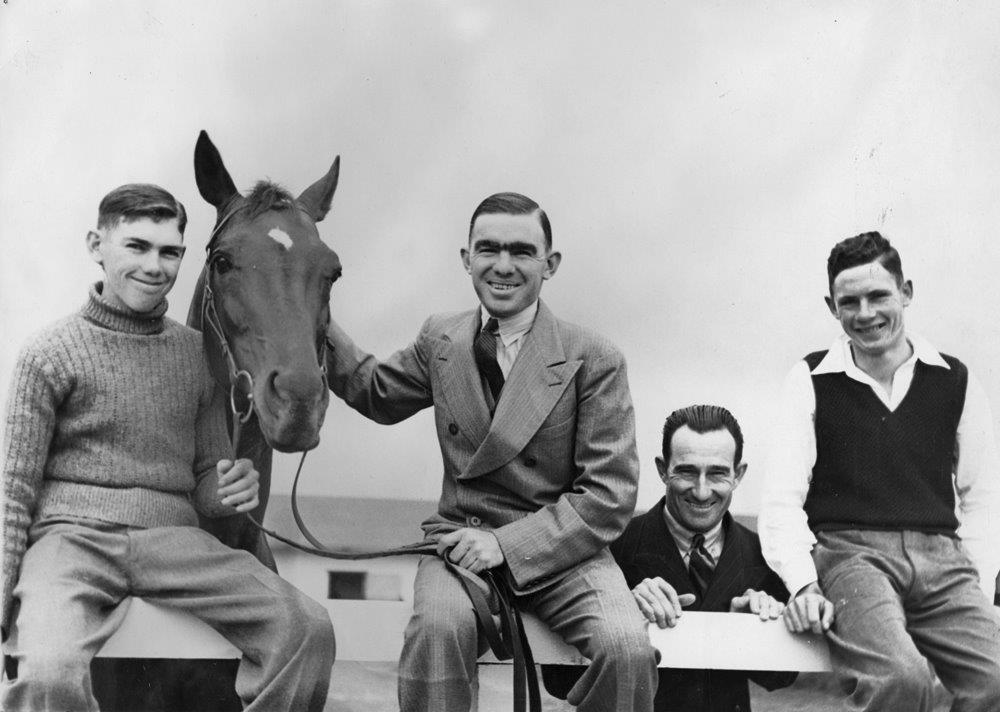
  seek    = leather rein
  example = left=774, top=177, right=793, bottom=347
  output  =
left=199, top=206, right=541, bottom=712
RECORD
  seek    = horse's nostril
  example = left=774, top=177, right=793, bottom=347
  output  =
left=268, top=368, right=326, bottom=404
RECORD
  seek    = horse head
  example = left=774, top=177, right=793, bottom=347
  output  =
left=189, top=130, right=341, bottom=454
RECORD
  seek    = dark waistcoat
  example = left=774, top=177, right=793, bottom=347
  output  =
left=803, top=350, right=967, bottom=535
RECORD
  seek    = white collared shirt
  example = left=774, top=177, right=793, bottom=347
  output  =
left=479, top=301, right=538, bottom=378
left=663, top=502, right=725, bottom=567
left=759, top=332, right=1000, bottom=598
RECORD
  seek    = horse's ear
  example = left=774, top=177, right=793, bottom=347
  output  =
left=297, top=156, right=340, bottom=223
left=194, top=131, right=239, bottom=209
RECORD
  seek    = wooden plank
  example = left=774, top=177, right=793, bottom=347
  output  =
left=97, top=598, right=830, bottom=672
left=648, top=612, right=831, bottom=672
left=96, top=598, right=240, bottom=659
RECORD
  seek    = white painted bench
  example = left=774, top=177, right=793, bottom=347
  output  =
left=97, top=597, right=832, bottom=672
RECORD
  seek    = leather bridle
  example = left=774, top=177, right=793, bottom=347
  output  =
left=200, top=206, right=541, bottom=712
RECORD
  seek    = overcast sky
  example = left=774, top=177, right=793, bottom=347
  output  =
left=3, top=1, right=1000, bottom=516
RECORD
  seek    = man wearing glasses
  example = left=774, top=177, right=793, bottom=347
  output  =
left=543, top=404, right=796, bottom=711
left=325, top=192, right=656, bottom=711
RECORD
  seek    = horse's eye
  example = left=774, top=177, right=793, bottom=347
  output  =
left=212, top=254, right=235, bottom=275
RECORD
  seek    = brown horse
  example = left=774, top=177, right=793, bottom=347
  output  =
left=188, top=130, right=342, bottom=566
left=94, top=132, right=343, bottom=712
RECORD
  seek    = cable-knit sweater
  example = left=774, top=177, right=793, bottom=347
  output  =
left=1, top=283, right=233, bottom=633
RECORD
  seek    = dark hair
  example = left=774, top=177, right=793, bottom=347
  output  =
left=97, top=184, right=187, bottom=234
left=661, top=404, right=744, bottom=465
left=468, top=192, right=552, bottom=250
left=826, top=231, right=903, bottom=295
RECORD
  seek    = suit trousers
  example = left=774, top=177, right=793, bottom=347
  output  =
left=398, top=550, right=657, bottom=712
left=1, top=518, right=336, bottom=712
left=814, top=529, right=1000, bottom=712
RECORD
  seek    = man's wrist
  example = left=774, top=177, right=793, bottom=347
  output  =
left=793, top=581, right=822, bottom=599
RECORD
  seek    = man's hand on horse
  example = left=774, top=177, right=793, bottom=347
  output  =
left=437, top=528, right=504, bottom=574
left=216, top=458, right=260, bottom=513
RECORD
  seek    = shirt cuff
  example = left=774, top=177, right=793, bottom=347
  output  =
left=783, top=556, right=820, bottom=600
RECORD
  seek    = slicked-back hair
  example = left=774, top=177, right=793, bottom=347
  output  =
left=827, top=231, right=903, bottom=295
left=97, top=183, right=187, bottom=234
left=469, top=192, right=552, bottom=250
left=661, top=404, right=744, bottom=466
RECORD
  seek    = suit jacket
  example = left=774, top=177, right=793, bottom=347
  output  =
left=325, top=299, right=639, bottom=592
left=543, top=501, right=796, bottom=712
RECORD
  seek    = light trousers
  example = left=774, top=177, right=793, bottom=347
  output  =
left=1, top=518, right=336, bottom=712
left=398, top=549, right=657, bottom=712
left=815, top=529, right=1000, bottom=712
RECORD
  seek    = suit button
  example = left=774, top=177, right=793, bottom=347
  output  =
left=523, top=456, right=537, bottom=468
left=469, top=516, right=482, bottom=527
left=448, top=423, right=459, bottom=435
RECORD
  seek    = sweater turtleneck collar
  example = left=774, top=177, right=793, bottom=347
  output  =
left=81, top=282, right=168, bottom=335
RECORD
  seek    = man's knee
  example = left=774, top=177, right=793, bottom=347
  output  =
left=284, top=596, right=336, bottom=660
left=403, top=600, right=478, bottom=652
left=588, top=619, right=655, bottom=668
left=14, top=648, right=90, bottom=695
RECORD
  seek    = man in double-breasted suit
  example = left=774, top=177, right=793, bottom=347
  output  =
left=544, top=404, right=796, bottom=711
left=325, top=192, right=656, bottom=711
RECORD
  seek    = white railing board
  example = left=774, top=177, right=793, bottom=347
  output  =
left=96, top=598, right=831, bottom=672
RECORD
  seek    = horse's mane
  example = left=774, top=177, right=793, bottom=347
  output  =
left=244, top=180, right=295, bottom=219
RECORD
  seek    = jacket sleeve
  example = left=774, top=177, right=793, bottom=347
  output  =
left=1, top=345, right=65, bottom=638
left=324, top=318, right=434, bottom=424
left=494, top=346, right=639, bottom=587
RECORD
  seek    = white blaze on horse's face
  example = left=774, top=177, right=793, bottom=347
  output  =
left=268, top=227, right=293, bottom=250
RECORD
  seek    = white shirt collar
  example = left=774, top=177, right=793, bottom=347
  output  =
left=811, top=332, right=950, bottom=376
left=662, top=501, right=725, bottom=561
left=479, top=301, right=538, bottom=348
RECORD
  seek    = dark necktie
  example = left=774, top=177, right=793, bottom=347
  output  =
left=474, top=317, right=504, bottom=404
left=688, top=533, right=716, bottom=599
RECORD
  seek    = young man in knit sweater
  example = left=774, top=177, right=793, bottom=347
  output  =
left=759, top=231, right=1000, bottom=711
left=0, top=184, right=335, bottom=711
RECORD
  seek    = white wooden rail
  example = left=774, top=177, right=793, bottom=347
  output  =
left=96, top=597, right=831, bottom=672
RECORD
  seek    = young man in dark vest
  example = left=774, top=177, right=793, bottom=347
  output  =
left=759, top=232, right=1000, bottom=711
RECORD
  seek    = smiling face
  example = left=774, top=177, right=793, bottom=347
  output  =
left=461, top=212, right=561, bottom=319
left=825, top=260, right=912, bottom=361
left=657, top=425, right=746, bottom=533
left=87, top=217, right=185, bottom=313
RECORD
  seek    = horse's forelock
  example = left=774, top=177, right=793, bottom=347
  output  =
left=245, top=180, right=296, bottom=220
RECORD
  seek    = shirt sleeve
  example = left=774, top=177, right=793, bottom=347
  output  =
left=758, top=360, right=820, bottom=599
left=953, top=370, right=1000, bottom=598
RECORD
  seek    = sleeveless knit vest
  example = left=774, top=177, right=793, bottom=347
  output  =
left=803, top=350, right=967, bottom=535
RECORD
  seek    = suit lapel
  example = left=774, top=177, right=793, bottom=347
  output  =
left=632, top=501, right=695, bottom=597
left=435, top=310, right=492, bottom=451
left=461, top=301, right=581, bottom=479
